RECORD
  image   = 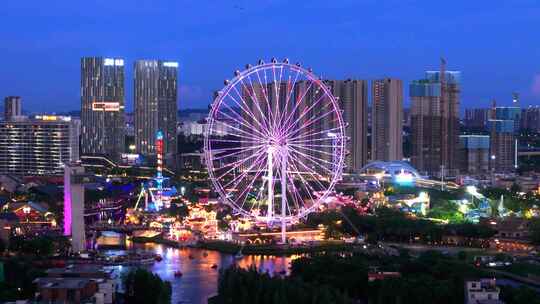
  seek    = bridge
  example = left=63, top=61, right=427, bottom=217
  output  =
left=88, top=223, right=163, bottom=233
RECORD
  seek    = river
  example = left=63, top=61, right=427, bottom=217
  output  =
left=102, top=242, right=298, bottom=304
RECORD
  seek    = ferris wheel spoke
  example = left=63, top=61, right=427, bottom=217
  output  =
left=288, top=151, right=328, bottom=186
left=288, top=125, right=344, bottom=143
left=229, top=84, right=271, bottom=136
left=288, top=143, right=336, bottom=157
left=212, top=146, right=266, bottom=173
left=214, top=146, right=267, bottom=180
left=220, top=150, right=268, bottom=189
left=210, top=144, right=266, bottom=161
left=284, top=171, right=303, bottom=214
left=288, top=145, right=336, bottom=175
left=207, top=145, right=264, bottom=154
left=247, top=176, right=267, bottom=214
left=286, top=107, right=337, bottom=140
left=218, top=96, right=268, bottom=140
left=288, top=134, right=345, bottom=145
left=283, top=96, right=335, bottom=139
left=208, top=138, right=261, bottom=145
left=253, top=69, right=276, bottom=133
left=212, top=105, right=268, bottom=141
left=279, top=78, right=315, bottom=134
left=239, top=75, right=272, bottom=132
left=271, top=66, right=280, bottom=129
left=287, top=156, right=329, bottom=201
left=278, top=68, right=301, bottom=128
left=233, top=157, right=268, bottom=212
left=209, top=121, right=267, bottom=142
left=286, top=159, right=319, bottom=209
left=277, top=65, right=285, bottom=124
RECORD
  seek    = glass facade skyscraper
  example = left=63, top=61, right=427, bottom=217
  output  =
left=80, top=57, right=125, bottom=159
left=134, top=60, right=178, bottom=164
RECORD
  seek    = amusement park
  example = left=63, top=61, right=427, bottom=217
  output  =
left=3, top=58, right=540, bottom=304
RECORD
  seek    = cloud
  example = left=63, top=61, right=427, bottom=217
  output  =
left=532, top=74, right=540, bottom=97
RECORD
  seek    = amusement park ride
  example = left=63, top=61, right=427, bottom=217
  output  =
left=204, top=59, right=346, bottom=243
left=134, top=131, right=177, bottom=211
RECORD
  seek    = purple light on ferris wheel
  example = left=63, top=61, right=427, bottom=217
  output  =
left=204, top=60, right=346, bottom=231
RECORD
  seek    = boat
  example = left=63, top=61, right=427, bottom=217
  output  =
left=234, top=245, right=244, bottom=259
left=174, top=271, right=183, bottom=277
left=211, top=264, right=218, bottom=269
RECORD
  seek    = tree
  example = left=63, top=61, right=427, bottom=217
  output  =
left=529, top=218, right=540, bottom=245
left=123, top=268, right=171, bottom=304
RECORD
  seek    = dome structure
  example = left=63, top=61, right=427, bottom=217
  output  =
left=359, top=161, right=421, bottom=179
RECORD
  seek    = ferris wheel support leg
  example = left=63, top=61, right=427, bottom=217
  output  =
left=267, top=148, right=274, bottom=221
left=280, top=150, right=287, bottom=244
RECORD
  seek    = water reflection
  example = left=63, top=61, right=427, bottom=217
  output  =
left=104, top=243, right=298, bottom=304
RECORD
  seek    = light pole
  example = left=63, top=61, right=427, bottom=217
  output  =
left=490, top=155, right=496, bottom=186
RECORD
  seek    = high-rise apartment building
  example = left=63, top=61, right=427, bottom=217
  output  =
left=488, top=119, right=515, bottom=172
left=410, top=60, right=461, bottom=177
left=0, top=115, right=79, bottom=175
left=325, top=79, right=368, bottom=171
left=495, top=107, right=521, bottom=132
left=80, top=57, right=125, bottom=159
left=459, top=135, right=490, bottom=174
left=464, top=108, right=490, bottom=130
left=521, top=106, right=540, bottom=132
left=239, top=79, right=367, bottom=175
left=426, top=62, right=461, bottom=176
left=410, top=79, right=441, bottom=175
left=134, top=60, right=178, bottom=164
left=371, top=78, right=403, bottom=162
left=4, top=96, right=22, bottom=121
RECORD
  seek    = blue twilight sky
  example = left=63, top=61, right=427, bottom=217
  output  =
left=1, top=0, right=540, bottom=113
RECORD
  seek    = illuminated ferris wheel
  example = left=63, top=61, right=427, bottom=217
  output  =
left=204, top=59, right=346, bottom=240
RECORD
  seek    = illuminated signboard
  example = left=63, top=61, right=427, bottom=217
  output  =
left=92, top=102, right=121, bottom=112
left=34, top=115, right=71, bottom=122
left=162, top=62, right=179, bottom=68
left=104, top=58, right=124, bottom=66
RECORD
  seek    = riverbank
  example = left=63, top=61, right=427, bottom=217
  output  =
left=131, top=236, right=359, bottom=255
left=131, top=235, right=184, bottom=247
left=196, top=240, right=359, bottom=255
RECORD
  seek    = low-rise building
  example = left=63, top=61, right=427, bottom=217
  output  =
left=465, top=279, right=505, bottom=304
left=34, top=265, right=116, bottom=304
left=34, top=277, right=98, bottom=304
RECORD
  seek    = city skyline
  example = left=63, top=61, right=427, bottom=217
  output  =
left=2, top=1, right=540, bottom=112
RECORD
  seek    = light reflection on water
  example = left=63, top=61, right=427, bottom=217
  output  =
left=103, top=243, right=299, bottom=304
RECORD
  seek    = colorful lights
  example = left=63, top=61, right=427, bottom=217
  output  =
left=162, top=61, right=178, bottom=68
left=104, top=58, right=124, bottom=66
left=204, top=61, right=346, bottom=234
left=92, top=102, right=121, bottom=112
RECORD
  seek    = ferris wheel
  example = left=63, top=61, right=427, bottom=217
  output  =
left=204, top=59, right=346, bottom=241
